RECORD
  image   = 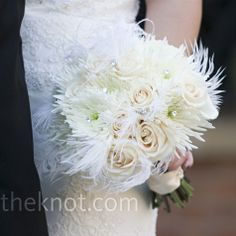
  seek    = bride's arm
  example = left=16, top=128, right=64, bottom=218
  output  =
left=145, top=0, right=200, bottom=171
left=145, top=0, right=202, bottom=49
left=145, top=1, right=199, bottom=192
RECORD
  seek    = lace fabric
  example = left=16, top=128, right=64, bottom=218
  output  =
left=26, top=0, right=140, bottom=22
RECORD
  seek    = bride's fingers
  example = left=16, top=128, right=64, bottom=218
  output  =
left=168, top=152, right=188, bottom=171
left=183, top=151, right=194, bottom=169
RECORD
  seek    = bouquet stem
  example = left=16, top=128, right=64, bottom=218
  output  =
left=152, top=176, right=194, bottom=212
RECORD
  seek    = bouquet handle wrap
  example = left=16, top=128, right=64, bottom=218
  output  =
left=148, top=167, right=184, bottom=195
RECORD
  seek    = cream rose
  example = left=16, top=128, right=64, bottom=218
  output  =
left=130, top=84, right=155, bottom=109
left=112, top=110, right=132, bottom=139
left=106, top=142, right=139, bottom=178
left=136, top=120, right=174, bottom=161
left=182, top=78, right=218, bottom=119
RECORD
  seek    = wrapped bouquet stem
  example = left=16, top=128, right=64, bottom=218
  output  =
left=152, top=175, right=194, bottom=212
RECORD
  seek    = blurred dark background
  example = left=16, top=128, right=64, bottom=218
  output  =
left=137, top=1, right=236, bottom=235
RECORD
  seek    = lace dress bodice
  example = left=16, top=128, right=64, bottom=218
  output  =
left=26, top=0, right=139, bottom=22
left=21, top=1, right=158, bottom=235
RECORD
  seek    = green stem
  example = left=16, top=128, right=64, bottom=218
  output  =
left=152, top=176, right=194, bottom=212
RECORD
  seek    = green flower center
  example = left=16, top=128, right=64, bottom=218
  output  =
left=90, top=112, right=100, bottom=121
left=167, top=109, right=177, bottom=119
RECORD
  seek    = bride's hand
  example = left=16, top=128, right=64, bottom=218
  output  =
left=148, top=151, right=193, bottom=194
left=168, top=151, right=194, bottom=171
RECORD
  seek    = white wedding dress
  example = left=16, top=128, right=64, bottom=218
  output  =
left=21, top=0, right=158, bottom=235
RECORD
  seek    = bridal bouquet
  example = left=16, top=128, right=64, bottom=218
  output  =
left=51, top=31, right=222, bottom=193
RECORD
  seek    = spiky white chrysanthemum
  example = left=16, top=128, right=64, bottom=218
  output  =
left=53, top=77, right=128, bottom=178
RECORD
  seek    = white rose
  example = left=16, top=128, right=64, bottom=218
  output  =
left=136, top=120, right=174, bottom=161
left=181, top=78, right=218, bottom=119
left=130, top=84, right=155, bottom=109
left=115, top=47, right=148, bottom=80
left=112, top=110, right=132, bottom=139
left=106, top=142, right=139, bottom=178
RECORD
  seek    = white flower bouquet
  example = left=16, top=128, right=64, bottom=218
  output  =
left=49, top=30, right=222, bottom=194
left=49, top=28, right=223, bottom=193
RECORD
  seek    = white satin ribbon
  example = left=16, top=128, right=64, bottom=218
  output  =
left=147, top=167, right=184, bottom=195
